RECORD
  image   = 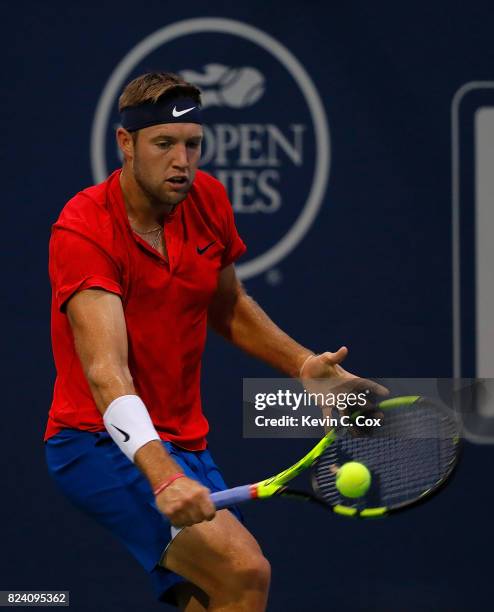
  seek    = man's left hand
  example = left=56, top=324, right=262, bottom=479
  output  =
left=299, top=346, right=388, bottom=400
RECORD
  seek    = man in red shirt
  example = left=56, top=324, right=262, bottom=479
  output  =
left=45, top=72, right=374, bottom=611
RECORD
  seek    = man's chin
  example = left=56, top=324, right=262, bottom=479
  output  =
left=151, top=186, right=190, bottom=209
left=164, top=188, right=190, bottom=206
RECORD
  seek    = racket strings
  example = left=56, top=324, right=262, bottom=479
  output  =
left=313, top=401, right=459, bottom=510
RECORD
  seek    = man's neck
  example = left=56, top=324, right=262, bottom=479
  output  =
left=119, top=167, right=174, bottom=228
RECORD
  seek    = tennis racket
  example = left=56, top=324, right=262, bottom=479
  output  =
left=210, top=396, right=461, bottom=518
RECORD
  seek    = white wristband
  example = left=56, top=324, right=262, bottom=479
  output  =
left=103, top=395, right=160, bottom=462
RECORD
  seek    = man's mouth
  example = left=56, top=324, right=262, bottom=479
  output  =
left=166, top=176, right=188, bottom=185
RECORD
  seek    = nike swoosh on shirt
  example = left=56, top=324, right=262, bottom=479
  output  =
left=196, top=241, right=216, bottom=255
left=112, top=424, right=130, bottom=442
left=172, top=106, right=195, bottom=117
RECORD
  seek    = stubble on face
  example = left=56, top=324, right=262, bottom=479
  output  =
left=132, top=153, right=175, bottom=209
left=130, top=124, right=202, bottom=210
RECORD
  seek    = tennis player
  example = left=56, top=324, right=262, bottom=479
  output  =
left=45, top=72, right=375, bottom=611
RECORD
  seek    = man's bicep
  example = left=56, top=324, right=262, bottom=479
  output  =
left=216, top=264, right=240, bottom=295
left=67, top=289, right=129, bottom=376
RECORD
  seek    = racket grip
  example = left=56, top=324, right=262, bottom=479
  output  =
left=210, top=485, right=253, bottom=510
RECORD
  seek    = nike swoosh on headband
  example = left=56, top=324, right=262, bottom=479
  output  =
left=172, top=106, right=196, bottom=117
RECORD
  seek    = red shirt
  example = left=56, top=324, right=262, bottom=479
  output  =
left=45, top=169, right=246, bottom=450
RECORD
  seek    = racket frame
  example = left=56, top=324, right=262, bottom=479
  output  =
left=210, top=396, right=461, bottom=518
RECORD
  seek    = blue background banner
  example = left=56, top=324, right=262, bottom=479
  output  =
left=3, top=1, right=494, bottom=610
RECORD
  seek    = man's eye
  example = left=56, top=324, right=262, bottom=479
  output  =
left=188, top=141, right=201, bottom=149
left=157, top=142, right=171, bottom=149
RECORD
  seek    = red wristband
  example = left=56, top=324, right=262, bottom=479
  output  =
left=153, top=473, right=185, bottom=496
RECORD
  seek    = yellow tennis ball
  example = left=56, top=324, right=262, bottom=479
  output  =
left=335, top=462, right=371, bottom=498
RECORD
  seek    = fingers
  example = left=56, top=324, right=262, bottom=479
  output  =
left=309, top=373, right=375, bottom=396
left=366, top=380, right=389, bottom=397
left=320, top=346, right=348, bottom=365
left=348, top=377, right=389, bottom=398
left=156, top=477, right=216, bottom=528
left=315, top=347, right=389, bottom=397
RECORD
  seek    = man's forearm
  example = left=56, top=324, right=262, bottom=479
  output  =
left=88, top=371, right=182, bottom=489
left=211, top=289, right=313, bottom=378
left=86, top=366, right=136, bottom=413
left=134, top=441, right=184, bottom=489
left=68, top=290, right=186, bottom=494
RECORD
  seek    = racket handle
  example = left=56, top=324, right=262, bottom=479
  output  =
left=210, top=485, right=254, bottom=510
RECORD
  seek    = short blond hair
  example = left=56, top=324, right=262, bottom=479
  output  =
left=118, top=72, right=201, bottom=112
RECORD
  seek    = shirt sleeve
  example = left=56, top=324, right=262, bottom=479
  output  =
left=49, top=227, right=123, bottom=312
left=219, top=188, right=247, bottom=269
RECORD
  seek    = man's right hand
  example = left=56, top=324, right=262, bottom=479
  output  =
left=155, top=476, right=216, bottom=527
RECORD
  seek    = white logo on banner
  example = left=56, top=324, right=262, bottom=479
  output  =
left=180, top=64, right=266, bottom=109
left=90, top=18, right=330, bottom=279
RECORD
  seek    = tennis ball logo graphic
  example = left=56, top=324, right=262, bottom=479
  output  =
left=335, top=462, right=371, bottom=498
left=180, top=63, right=265, bottom=108
left=216, top=67, right=265, bottom=107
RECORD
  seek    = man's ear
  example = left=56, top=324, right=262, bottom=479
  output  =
left=116, top=127, right=135, bottom=163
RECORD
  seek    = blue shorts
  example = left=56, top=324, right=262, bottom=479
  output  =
left=45, top=429, right=242, bottom=605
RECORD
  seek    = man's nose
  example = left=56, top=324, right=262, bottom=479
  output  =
left=172, top=144, right=189, bottom=170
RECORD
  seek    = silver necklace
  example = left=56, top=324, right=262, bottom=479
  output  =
left=131, top=223, right=163, bottom=250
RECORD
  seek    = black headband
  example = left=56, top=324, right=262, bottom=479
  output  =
left=121, top=97, right=202, bottom=132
